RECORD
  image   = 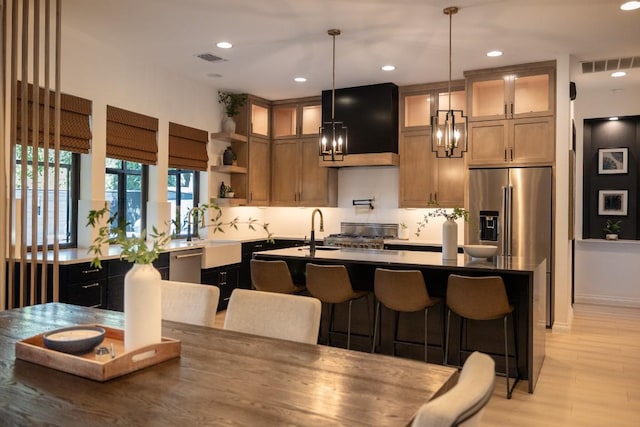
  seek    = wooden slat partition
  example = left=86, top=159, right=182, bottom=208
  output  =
left=3, top=0, right=62, bottom=310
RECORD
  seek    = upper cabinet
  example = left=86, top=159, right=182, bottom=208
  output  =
left=272, top=97, right=321, bottom=139
left=398, top=82, right=466, bottom=208
left=464, top=61, right=556, bottom=167
left=466, top=62, right=555, bottom=122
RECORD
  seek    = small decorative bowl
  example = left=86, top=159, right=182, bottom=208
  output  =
left=463, top=245, right=498, bottom=259
left=43, top=326, right=106, bottom=354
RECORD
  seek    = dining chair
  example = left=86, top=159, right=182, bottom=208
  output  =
left=305, top=263, right=372, bottom=350
left=445, top=274, right=518, bottom=398
left=372, top=268, right=443, bottom=363
left=411, top=351, right=495, bottom=427
left=161, top=280, right=220, bottom=327
left=223, top=288, right=322, bottom=344
left=250, top=259, right=306, bottom=294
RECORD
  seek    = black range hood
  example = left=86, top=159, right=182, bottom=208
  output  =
left=321, top=82, right=399, bottom=166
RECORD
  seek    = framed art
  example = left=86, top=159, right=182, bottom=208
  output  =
left=598, top=148, right=628, bottom=174
left=598, top=190, right=628, bottom=216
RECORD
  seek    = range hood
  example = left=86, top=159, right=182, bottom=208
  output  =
left=320, top=83, right=399, bottom=167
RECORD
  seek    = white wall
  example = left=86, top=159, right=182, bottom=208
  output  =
left=574, top=79, right=640, bottom=307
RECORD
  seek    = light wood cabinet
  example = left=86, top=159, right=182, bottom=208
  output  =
left=465, top=61, right=555, bottom=166
left=210, top=132, right=249, bottom=205
left=271, top=136, right=337, bottom=207
left=399, top=129, right=464, bottom=208
left=272, top=97, right=321, bottom=138
left=398, top=82, right=466, bottom=208
left=465, top=62, right=555, bottom=122
left=468, top=117, right=555, bottom=166
left=247, top=136, right=270, bottom=205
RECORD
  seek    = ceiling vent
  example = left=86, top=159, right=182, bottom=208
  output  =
left=196, top=53, right=226, bottom=63
left=581, top=56, right=640, bottom=73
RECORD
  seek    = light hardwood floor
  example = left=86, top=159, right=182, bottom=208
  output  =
left=215, top=303, right=640, bottom=426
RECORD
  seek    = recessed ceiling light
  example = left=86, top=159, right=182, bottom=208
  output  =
left=294, top=77, right=307, bottom=83
left=381, top=65, right=396, bottom=71
left=609, top=117, right=619, bottom=121
left=620, top=1, right=640, bottom=11
left=486, top=50, right=503, bottom=57
left=216, top=41, right=233, bottom=49
left=611, top=71, right=627, bottom=77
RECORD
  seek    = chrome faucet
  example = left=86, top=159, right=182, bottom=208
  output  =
left=310, top=209, right=324, bottom=255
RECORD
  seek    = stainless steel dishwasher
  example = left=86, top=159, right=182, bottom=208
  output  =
left=169, top=248, right=203, bottom=284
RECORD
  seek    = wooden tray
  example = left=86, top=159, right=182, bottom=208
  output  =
left=15, top=324, right=181, bottom=382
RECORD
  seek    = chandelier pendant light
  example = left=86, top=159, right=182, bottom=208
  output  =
left=431, top=6, right=468, bottom=158
left=320, top=29, right=347, bottom=161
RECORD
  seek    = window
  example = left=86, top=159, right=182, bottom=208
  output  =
left=105, top=158, right=147, bottom=236
left=15, top=147, right=78, bottom=248
left=168, top=168, right=199, bottom=237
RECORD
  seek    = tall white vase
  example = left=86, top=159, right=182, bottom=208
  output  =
left=221, top=116, right=236, bottom=134
left=442, top=218, right=458, bottom=261
left=124, top=263, right=162, bottom=352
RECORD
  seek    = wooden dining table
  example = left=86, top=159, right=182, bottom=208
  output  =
left=0, top=303, right=458, bottom=426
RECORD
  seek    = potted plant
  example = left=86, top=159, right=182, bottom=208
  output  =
left=218, top=91, right=248, bottom=134
left=398, top=222, right=409, bottom=240
left=603, top=219, right=621, bottom=240
left=415, top=206, right=470, bottom=261
left=225, top=185, right=234, bottom=198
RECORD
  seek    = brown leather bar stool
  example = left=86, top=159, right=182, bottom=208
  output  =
left=372, top=268, right=443, bottom=363
left=305, top=263, right=371, bottom=350
left=445, top=274, right=519, bottom=399
left=250, top=259, right=306, bottom=294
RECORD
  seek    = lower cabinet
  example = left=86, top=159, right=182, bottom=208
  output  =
left=201, top=264, right=241, bottom=311
left=59, top=262, right=108, bottom=309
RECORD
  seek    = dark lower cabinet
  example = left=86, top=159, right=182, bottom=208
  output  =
left=59, top=262, right=108, bottom=309
left=201, top=264, right=241, bottom=311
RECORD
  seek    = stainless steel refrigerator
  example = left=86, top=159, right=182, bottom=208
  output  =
left=468, top=167, right=554, bottom=327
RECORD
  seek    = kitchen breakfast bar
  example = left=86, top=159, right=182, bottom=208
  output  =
left=254, top=247, right=546, bottom=393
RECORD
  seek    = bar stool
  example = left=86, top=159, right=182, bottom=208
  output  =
left=250, top=259, right=305, bottom=294
left=305, top=263, right=371, bottom=350
left=372, top=268, right=443, bottom=363
left=445, top=274, right=519, bottom=399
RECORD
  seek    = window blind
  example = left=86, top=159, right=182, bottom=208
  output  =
left=168, top=122, right=209, bottom=171
left=16, top=81, right=92, bottom=153
left=106, top=105, right=158, bottom=165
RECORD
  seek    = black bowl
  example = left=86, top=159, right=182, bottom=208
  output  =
left=43, top=326, right=106, bottom=354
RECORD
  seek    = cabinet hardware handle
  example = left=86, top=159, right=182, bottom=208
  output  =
left=82, top=268, right=99, bottom=274
left=510, top=147, right=513, bottom=161
left=82, top=283, right=100, bottom=289
left=428, top=192, right=432, bottom=203
left=254, top=244, right=263, bottom=248
left=503, top=104, right=507, bottom=118
left=434, top=192, right=438, bottom=203
left=90, top=304, right=101, bottom=308
left=510, top=103, right=514, bottom=116
left=504, top=149, right=507, bottom=162
left=174, top=252, right=202, bottom=259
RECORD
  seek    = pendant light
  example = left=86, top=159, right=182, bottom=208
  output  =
left=319, top=29, right=347, bottom=161
left=431, top=7, right=467, bottom=158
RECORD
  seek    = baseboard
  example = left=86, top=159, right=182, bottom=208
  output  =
left=574, top=293, right=640, bottom=308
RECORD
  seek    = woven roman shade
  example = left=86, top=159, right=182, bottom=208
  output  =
left=168, top=122, right=209, bottom=171
left=16, top=81, right=92, bottom=153
left=106, top=105, right=158, bottom=165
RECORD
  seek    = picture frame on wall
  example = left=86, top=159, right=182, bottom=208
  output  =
left=598, top=147, right=628, bottom=174
left=598, top=190, right=628, bottom=216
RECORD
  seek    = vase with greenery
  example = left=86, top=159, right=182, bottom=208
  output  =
left=603, top=219, right=621, bottom=240
left=218, top=91, right=248, bottom=134
left=415, top=207, right=470, bottom=261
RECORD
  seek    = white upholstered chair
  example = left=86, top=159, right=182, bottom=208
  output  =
left=161, top=280, right=220, bottom=328
left=411, top=351, right=495, bottom=427
left=223, top=288, right=322, bottom=344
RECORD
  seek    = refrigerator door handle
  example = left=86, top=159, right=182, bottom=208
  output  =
left=501, top=186, right=508, bottom=255
left=506, top=186, right=513, bottom=256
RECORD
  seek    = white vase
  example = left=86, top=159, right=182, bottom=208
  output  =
left=442, top=218, right=458, bottom=261
left=221, top=116, right=236, bottom=134
left=124, top=263, right=162, bottom=352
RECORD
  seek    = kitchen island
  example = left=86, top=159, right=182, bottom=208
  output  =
left=254, top=246, right=546, bottom=393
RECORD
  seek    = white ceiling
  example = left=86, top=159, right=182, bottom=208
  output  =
left=62, top=0, right=640, bottom=100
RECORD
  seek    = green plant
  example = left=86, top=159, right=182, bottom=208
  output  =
left=88, top=200, right=274, bottom=269
left=604, top=219, right=621, bottom=234
left=87, top=203, right=171, bottom=269
left=415, top=207, right=470, bottom=237
left=225, top=185, right=233, bottom=193
left=399, top=222, right=408, bottom=230
left=218, top=91, right=248, bottom=117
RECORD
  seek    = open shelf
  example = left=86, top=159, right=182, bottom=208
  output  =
left=212, top=198, right=246, bottom=207
left=211, top=165, right=247, bottom=174
left=210, top=132, right=248, bottom=143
